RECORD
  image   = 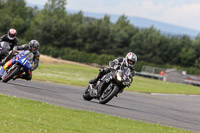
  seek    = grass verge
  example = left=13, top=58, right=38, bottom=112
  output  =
left=33, top=63, right=200, bottom=95
left=0, top=95, right=194, bottom=133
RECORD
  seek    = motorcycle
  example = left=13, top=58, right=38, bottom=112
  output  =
left=0, top=41, right=11, bottom=61
left=83, top=66, right=133, bottom=104
left=0, top=50, right=33, bottom=83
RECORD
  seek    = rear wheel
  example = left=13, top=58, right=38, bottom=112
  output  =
left=83, top=85, right=93, bottom=101
left=2, top=66, right=20, bottom=83
left=99, top=86, right=119, bottom=104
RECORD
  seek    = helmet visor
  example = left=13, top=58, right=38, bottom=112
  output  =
left=9, top=33, right=15, bottom=38
left=128, top=59, right=135, bottom=65
left=31, top=47, right=37, bottom=51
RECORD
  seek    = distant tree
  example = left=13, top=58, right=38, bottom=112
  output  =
left=25, top=0, right=68, bottom=46
left=0, top=0, right=28, bottom=34
left=66, top=11, right=84, bottom=48
left=130, top=26, right=162, bottom=63
left=178, top=35, right=196, bottom=66
left=111, top=15, right=138, bottom=55
left=193, top=34, right=200, bottom=68
left=80, top=15, right=112, bottom=54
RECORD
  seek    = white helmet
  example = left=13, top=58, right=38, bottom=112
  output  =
left=8, top=29, right=17, bottom=40
left=125, top=52, right=137, bottom=68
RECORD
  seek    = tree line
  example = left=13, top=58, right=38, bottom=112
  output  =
left=0, top=0, right=200, bottom=74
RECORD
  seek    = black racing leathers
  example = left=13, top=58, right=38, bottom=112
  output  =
left=89, top=57, right=135, bottom=84
left=0, top=35, right=18, bottom=62
left=105, top=57, right=135, bottom=77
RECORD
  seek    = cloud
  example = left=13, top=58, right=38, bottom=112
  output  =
left=159, top=3, right=200, bottom=30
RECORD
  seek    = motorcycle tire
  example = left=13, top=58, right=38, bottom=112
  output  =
left=99, top=85, right=119, bottom=104
left=83, top=86, right=93, bottom=101
left=2, top=66, right=20, bottom=83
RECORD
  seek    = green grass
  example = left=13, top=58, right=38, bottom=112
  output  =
left=33, top=63, right=98, bottom=86
left=130, top=76, right=200, bottom=95
left=0, top=95, right=194, bottom=133
left=33, top=63, right=200, bottom=95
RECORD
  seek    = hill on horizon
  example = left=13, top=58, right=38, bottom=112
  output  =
left=68, top=10, right=200, bottom=38
left=26, top=3, right=200, bottom=38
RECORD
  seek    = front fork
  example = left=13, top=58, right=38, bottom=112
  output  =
left=89, top=84, right=98, bottom=98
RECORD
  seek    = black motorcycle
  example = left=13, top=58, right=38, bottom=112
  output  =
left=0, top=41, right=10, bottom=62
left=83, top=66, right=133, bottom=104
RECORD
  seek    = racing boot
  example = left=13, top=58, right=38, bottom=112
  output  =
left=13, top=72, right=22, bottom=81
left=89, top=69, right=106, bottom=84
left=89, top=78, right=98, bottom=84
left=13, top=75, right=21, bottom=81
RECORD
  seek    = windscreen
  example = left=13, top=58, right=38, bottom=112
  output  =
left=24, top=50, right=34, bottom=62
left=122, top=66, right=131, bottom=76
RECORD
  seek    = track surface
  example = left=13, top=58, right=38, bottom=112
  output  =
left=0, top=80, right=200, bottom=132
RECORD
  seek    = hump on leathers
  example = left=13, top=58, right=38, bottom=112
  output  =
left=0, top=41, right=10, bottom=51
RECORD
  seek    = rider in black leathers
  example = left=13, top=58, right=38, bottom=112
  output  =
left=89, top=52, right=137, bottom=84
left=0, top=29, right=18, bottom=64
left=12, top=40, right=40, bottom=80
left=0, top=29, right=18, bottom=51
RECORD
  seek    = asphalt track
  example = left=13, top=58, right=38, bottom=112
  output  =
left=0, top=80, right=200, bottom=132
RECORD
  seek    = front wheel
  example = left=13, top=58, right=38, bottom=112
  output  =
left=83, top=85, right=93, bottom=101
left=2, top=66, right=20, bottom=83
left=99, top=85, right=119, bottom=104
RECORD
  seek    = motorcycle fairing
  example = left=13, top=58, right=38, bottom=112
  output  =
left=0, top=50, right=32, bottom=77
left=12, top=50, right=32, bottom=71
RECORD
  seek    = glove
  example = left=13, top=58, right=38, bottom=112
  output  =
left=131, top=71, right=135, bottom=77
left=12, top=50, right=18, bottom=56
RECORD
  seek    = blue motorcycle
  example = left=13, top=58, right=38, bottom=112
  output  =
left=0, top=50, right=33, bottom=82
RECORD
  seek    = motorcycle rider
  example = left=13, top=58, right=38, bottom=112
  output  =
left=0, top=28, right=18, bottom=50
left=0, top=29, right=18, bottom=64
left=89, top=52, right=137, bottom=85
left=0, top=40, right=40, bottom=81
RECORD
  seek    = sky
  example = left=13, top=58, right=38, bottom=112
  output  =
left=26, top=0, right=200, bottom=31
